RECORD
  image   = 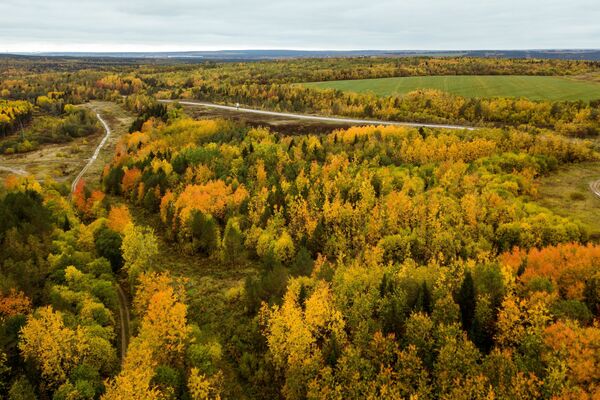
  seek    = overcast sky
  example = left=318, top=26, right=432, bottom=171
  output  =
left=1, top=0, right=599, bottom=52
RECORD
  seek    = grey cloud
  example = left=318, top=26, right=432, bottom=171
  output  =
left=0, top=0, right=598, bottom=52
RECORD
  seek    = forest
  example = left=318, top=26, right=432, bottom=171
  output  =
left=0, top=55, right=599, bottom=399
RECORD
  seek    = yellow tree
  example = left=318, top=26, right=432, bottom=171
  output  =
left=188, top=368, right=222, bottom=400
left=121, top=224, right=159, bottom=285
left=102, top=339, right=161, bottom=400
left=19, top=306, right=89, bottom=387
left=107, top=204, right=133, bottom=233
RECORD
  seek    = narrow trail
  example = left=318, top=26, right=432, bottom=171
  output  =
left=159, top=99, right=477, bottom=131
left=0, top=166, right=28, bottom=176
left=116, top=284, right=131, bottom=361
left=590, top=179, right=600, bottom=198
left=70, top=112, right=112, bottom=193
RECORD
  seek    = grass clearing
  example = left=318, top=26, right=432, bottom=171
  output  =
left=535, top=162, right=600, bottom=239
left=0, top=101, right=134, bottom=186
left=303, top=75, right=600, bottom=101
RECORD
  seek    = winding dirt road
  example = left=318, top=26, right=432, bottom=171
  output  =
left=70, top=112, right=112, bottom=193
left=590, top=179, right=600, bottom=199
left=159, top=99, right=477, bottom=131
left=0, top=166, right=28, bottom=176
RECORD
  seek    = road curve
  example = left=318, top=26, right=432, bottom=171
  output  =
left=70, top=112, right=112, bottom=193
left=159, top=100, right=476, bottom=131
left=590, top=179, right=600, bottom=199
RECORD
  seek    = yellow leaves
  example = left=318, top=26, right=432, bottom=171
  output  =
left=19, top=306, right=89, bottom=387
left=272, top=231, right=296, bottom=264
left=188, top=368, right=222, bottom=400
left=160, top=190, right=176, bottom=224
left=255, top=159, right=268, bottom=189
left=174, top=180, right=248, bottom=223
left=160, top=119, right=221, bottom=148
left=107, top=204, right=132, bottom=233
left=121, top=224, right=159, bottom=284
left=127, top=132, right=150, bottom=150
left=461, top=193, right=481, bottom=228
left=139, top=287, right=191, bottom=365
left=263, top=277, right=345, bottom=369
left=304, top=282, right=345, bottom=341
left=330, top=125, right=410, bottom=144
left=3, top=175, right=42, bottom=194
left=102, top=339, right=161, bottom=400
left=187, top=164, right=214, bottom=184
left=151, top=158, right=173, bottom=175
left=133, top=272, right=176, bottom=316
left=103, top=272, right=193, bottom=400
left=289, top=197, right=318, bottom=242
left=495, top=292, right=551, bottom=349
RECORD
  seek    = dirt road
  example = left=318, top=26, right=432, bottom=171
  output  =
left=159, top=99, right=476, bottom=131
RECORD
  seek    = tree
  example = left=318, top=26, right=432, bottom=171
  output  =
left=0, top=289, right=32, bottom=320
left=107, top=204, right=132, bottom=233
left=189, top=211, right=220, bottom=256
left=102, top=340, right=161, bottom=400
left=8, top=376, right=36, bottom=400
left=19, top=306, right=88, bottom=387
left=221, top=218, right=244, bottom=263
left=121, top=224, right=158, bottom=285
left=94, top=226, right=124, bottom=272
left=456, top=271, right=476, bottom=333
left=188, top=368, right=222, bottom=400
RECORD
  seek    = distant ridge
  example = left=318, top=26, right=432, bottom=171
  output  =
left=7, top=49, right=600, bottom=61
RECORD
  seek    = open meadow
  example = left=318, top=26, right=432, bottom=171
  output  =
left=304, top=74, right=600, bottom=101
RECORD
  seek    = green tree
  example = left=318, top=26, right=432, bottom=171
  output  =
left=456, top=271, right=476, bottom=333
left=221, top=218, right=243, bottom=263
left=189, top=212, right=220, bottom=256
left=94, top=226, right=124, bottom=272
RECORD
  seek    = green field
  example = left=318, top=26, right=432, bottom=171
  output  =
left=304, top=75, right=600, bottom=101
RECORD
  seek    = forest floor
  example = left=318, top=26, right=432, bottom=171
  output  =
left=536, top=161, right=600, bottom=240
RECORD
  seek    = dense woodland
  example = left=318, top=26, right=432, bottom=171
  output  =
left=0, top=56, right=599, bottom=399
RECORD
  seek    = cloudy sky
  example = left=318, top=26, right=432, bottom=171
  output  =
left=1, top=0, right=599, bottom=52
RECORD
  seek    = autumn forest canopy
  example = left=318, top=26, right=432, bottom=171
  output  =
left=0, top=55, right=599, bottom=399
